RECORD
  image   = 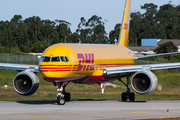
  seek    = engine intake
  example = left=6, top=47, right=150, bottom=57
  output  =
left=131, top=70, right=158, bottom=95
left=13, top=71, right=39, bottom=96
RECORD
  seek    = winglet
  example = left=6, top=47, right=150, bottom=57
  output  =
left=117, top=0, right=131, bottom=47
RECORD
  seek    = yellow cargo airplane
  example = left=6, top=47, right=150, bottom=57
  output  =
left=1, top=0, right=180, bottom=105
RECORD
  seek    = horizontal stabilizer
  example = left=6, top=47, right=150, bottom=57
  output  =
left=135, top=52, right=180, bottom=60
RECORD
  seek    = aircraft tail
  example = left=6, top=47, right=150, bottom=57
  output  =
left=117, top=0, right=131, bottom=47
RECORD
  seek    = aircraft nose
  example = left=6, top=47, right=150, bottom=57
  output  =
left=39, top=64, right=72, bottom=82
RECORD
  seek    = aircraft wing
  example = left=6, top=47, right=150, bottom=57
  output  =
left=0, top=63, right=39, bottom=72
left=102, top=62, right=180, bottom=77
left=135, top=52, right=180, bottom=60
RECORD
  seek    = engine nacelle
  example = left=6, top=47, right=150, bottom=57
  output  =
left=131, top=70, right=158, bottom=95
left=13, top=71, right=39, bottom=96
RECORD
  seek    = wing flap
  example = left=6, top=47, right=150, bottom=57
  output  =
left=103, top=62, right=180, bottom=77
left=0, top=63, right=39, bottom=72
left=150, top=63, right=180, bottom=70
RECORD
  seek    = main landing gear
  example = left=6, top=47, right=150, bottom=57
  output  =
left=117, top=76, right=135, bottom=102
left=56, top=82, right=71, bottom=105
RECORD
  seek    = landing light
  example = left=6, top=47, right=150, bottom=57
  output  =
left=103, top=69, right=107, bottom=76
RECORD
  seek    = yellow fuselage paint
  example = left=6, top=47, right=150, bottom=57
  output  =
left=39, top=44, right=135, bottom=83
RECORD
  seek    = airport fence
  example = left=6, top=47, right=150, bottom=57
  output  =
left=0, top=54, right=40, bottom=65
left=0, top=54, right=161, bottom=65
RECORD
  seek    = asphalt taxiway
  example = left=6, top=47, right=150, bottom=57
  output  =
left=0, top=100, right=180, bottom=120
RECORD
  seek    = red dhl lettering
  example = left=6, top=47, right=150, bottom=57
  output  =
left=77, top=53, right=95, bottom=71
left=123, top=23, right=129, bottom=30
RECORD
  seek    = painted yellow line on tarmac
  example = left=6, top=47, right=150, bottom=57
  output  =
left=110, top=111, right=172, bottom=116
left=0, top=114, right=69, bottom=119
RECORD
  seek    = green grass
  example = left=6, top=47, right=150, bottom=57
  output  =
left=154, top=70, right=180, bottom=88
left=0, top=69, right=180, bottom=101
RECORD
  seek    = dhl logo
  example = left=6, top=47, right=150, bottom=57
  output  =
left=123, top=23, right=129, bottom=30
left=77, top=53, right=95, bottom=71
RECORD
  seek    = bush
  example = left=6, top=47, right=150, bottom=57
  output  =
left=154, top=41, right=178, bottom=53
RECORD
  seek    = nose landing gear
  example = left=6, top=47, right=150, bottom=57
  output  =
left=56, top=82, right=71, bottom=105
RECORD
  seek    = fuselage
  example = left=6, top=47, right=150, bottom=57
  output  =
left=39, top=43, right=135, bottom=84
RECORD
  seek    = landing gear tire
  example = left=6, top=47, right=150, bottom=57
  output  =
left=121, top=92, right=135, bottom=102
left=64, top=93, right=71, bottom=101
left=118, top=76, right=136, bottom=102
left=57, top=97, right=66, bottom=105
left=122, top=92, right=127, bottom=101
left=129, top=92, right=135, bottom=101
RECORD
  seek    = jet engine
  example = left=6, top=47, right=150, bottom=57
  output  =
left=131, top=70, right=158, bottom=95
left=13, top=71, right=39, bottom=96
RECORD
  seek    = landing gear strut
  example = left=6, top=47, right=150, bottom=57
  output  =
left=56, top=82, right=71, bottom=105
left=118, top=76, right=135, bottom=101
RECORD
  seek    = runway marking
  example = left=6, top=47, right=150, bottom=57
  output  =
left=110, top=111, right=172, bottom=116
left=0, top=114, right=69, bottom=119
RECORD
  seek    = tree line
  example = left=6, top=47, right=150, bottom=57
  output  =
left=0, top=2, right=180, bottom=53
left=110, top=2, right=180, bottom=46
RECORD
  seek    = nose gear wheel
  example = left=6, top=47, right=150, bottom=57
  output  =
left=56, top=82, right=71, bottom=105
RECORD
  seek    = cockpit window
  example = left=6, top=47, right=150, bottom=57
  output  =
left=65, top=57, right=69, bottom=62
left=60, top=56, right=66, bottom=62
left=42, top=56, right=51, bottom=62
left=51, top=56, right=60, bottom=62
left=40, top=56, right=69, bottom=63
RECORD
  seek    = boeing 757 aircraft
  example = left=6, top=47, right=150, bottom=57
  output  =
left=1, top=0, right=180, bottom=105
